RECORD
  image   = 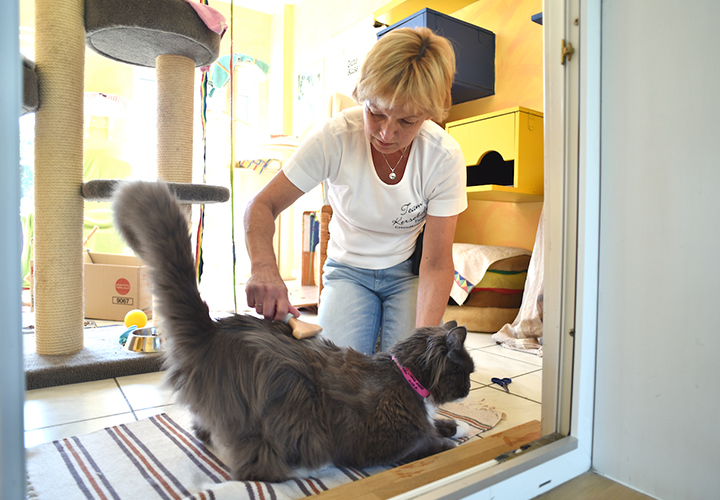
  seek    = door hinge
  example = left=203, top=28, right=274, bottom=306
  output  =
left=561, top=39, right=575, bottom=65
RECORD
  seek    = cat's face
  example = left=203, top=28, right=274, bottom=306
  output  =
left=399, top=322, right=475, bottom=406
left=431, top=325, right=474, bottom=404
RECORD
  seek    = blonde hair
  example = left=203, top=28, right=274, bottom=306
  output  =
left=352, top=27, right=456, bottom=123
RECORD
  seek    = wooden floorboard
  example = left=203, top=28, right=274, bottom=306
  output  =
left=316, top=420, right=542, bottom=500
left=533, top=471, right=655, bottom=500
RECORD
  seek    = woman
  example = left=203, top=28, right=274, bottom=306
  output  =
left=244, top=27, right=467, bottom=354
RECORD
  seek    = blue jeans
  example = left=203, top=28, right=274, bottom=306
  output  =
left=317, top=258, right=419, bottom=355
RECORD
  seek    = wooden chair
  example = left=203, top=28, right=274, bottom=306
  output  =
left=318, top=204, right=332, bottom=300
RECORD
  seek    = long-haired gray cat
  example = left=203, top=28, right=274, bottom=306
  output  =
left=113, top=181, right=475, bottom=482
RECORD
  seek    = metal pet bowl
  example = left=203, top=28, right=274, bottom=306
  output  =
left=123, top=327, right=164, bottom=353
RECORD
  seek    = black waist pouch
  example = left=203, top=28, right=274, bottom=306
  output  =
left=410, top=229, right=424, bottom=275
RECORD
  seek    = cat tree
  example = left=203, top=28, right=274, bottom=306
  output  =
left=32, top=0, right=229, bottom=355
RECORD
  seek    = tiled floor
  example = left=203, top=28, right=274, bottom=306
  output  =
left=24, top=326, right=542, bottom=448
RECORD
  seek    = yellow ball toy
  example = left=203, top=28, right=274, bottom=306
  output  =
left=124, top=309, right=148, bottom=329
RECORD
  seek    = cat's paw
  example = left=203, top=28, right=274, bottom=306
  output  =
left=291, top=464, right=332, bottom=479
left=452, top=420, right=471, bottom=439
left=440, top=437, right=458, bottom=451
left=192, top=423, right=212, bottom=444
left=434, top=418, right=462, bottom=438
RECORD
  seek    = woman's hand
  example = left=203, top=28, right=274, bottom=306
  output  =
left=245, top=266, right=300, bottom=321
left=244, top=170, right=305, bottom=321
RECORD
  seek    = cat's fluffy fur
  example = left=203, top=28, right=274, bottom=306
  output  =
left=113, top=181, right=475, bottom=482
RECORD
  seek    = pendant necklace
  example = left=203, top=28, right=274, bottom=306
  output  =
left=381, top=146, right=409, bottom=180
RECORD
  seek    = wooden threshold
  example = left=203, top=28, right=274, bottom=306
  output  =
left=315, top=420, right=542, bottom=500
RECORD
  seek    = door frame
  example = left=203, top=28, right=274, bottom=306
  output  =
left=0, top=0, right=26, bottom=498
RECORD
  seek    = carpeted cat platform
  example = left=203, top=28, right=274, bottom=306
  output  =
left=82, top=179, right=230, bottom=204
left=24, top=324, right=163, bottom=390
left=84, top=0, right=222, bottom=68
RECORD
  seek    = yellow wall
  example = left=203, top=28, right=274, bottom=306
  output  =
left=444, top=0, right=544, bottom=250
left=448, top=0, right=544, bottom=123
left=284, top=0, right=543, bottom=125
left=214, top=4, right=271, bottom=62
left=454, top=199, right=541, bottom=249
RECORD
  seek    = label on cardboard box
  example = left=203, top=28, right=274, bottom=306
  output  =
left=83, top=251, right=153, bottom=321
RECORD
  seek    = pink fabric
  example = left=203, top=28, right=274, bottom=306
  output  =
left=184, top=0, right=227, bottom=36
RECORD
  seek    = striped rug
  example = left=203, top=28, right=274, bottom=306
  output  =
left=27, top=402, right=503, bottom=500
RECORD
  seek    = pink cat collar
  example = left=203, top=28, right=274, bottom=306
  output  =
left=392, top=355, right=430, bottom=398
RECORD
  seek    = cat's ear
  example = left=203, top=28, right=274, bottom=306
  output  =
left=442, top=320, right=458, bottom=331
left=446, top=326, right=467, bottom=351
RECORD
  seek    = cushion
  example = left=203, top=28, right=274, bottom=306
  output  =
left=451, top=244, right=531, bottom=304
left=474, top=268, right=528, bottom=292
left=462, top=290, right=523, bottom=309
left=444, top=305, right=520, bottom=333
left=487, top=254, right=531, bottom=272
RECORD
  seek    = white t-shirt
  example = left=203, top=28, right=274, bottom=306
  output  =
left=284, top=106, right=468, bottom=270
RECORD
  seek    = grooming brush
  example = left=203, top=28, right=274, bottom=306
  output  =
left=285, top=313, right=323, bottom=339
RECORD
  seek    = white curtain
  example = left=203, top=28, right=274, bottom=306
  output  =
left=492, top=206, right=544, bottom=355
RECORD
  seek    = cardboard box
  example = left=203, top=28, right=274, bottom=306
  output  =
left=83, top=252, right=153, bottom=321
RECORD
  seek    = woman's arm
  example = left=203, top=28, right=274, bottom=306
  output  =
left=415, top=213, right=458, bottom=327
left=244, top=170, right=305, bottom=321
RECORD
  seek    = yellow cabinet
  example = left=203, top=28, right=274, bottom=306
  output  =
left=446, top=106, right=544, bottom=202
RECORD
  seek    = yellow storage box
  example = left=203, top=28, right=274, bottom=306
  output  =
left=446, top=106, right=544, bottom=202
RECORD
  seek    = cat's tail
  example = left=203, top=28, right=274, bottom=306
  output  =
left=112, top=181, right=215, bottom=340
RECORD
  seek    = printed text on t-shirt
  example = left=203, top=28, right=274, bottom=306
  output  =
left=392, top=201, right=427, bottom=229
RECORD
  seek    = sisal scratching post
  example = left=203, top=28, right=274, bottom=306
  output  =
left=33, top=0, right=86, bottom=355
left=156, top=54, right=194, bottom=185
left=155, top=54, right=195, bottom=326
left=156, top=54, right=194, bottom=223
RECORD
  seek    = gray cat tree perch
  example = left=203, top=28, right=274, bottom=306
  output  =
left=31, top=0, right=229, bottom=356
left=82, top=180, right=229, bottom=204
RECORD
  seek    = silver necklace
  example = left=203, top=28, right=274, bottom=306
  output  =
left=381, top=146, right=408, bottom=180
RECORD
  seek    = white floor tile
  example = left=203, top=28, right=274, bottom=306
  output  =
left=24, top=412, right=136, bottom=448
left=481, top=344, right=543, bottom=367
left=465, top=332, right=497, bottom=350
left=469, top=349, right=540, bottom=386
left=25, top=379, right=130, bottom=430
left=134, top=405, right=177, bottom=421
left=116, top=371, right=176, bottom=411
left=470, top=378, right=485, bottom=391
left=493, top=369, right=542, bottom=404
